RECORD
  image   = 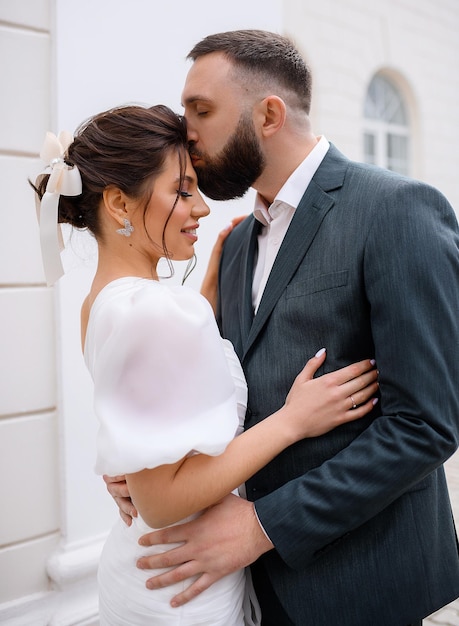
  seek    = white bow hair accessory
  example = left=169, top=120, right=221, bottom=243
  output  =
left=35, top=130, right=82, bottom=286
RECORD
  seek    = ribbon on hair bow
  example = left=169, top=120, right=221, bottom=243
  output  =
left=35, top=131, right=82, bottom=286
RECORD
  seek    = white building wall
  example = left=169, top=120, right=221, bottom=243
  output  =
left=0, top=0, right=457, bottom=623
left=285, top=0, right=459, bottom=209
left=0, top=0, right=62, bottom=622
left=0, top=1, right=282, bottom=624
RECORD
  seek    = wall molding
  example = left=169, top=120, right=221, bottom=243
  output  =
left=0, top=535, right=106, bottom=625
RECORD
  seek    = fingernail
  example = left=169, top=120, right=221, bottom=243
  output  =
left=372, top=398, right=379, bottom=405
left=171, top=601, right=179, bottom=608
left=137, top=559, right=144, bottom=569
left=370, top=359, right=376, bottom=366
left=315, top=347, right=326, bottom=357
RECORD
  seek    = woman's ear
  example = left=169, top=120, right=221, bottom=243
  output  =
left=258, top=95, right=286, bottom=138
left=103, top=186, right=129, bottom=226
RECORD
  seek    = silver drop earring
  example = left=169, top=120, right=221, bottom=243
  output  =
left=116, top=218, right=134, bottom=237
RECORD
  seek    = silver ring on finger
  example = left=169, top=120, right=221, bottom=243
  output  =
left=350, top=395, right=357, bottom=409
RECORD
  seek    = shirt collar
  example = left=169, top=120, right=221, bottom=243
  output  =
left=254, top=136, right=330, bottom=226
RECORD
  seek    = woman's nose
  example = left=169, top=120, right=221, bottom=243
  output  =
left=194, top=194, right=210, bottom=218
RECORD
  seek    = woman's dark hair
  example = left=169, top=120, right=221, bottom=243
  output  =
left=187, top=29, right=312, bottom=114
left=32, top=104, right=189, bottom=253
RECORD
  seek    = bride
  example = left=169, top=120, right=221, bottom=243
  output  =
left=33, top=103, right=378, bottom=625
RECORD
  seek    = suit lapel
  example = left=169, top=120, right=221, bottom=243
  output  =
left=242, top=145, right=348, bottom=359
left=238, top=217, right=260, bottom=348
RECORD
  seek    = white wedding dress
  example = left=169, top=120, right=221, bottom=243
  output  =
left=84, top=277, right=260, bottom=625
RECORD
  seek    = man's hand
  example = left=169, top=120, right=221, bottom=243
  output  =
left=137, top=494, right=273, bottom=607
left=103, top=474, right=138, bottom=526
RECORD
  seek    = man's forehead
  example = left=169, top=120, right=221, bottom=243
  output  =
left=182, top=56, right=234, bottom=101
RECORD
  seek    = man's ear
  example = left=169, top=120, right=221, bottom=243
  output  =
left=258, top=95, right=286, bottom=138
left=103, top=186, right=130, bottom=226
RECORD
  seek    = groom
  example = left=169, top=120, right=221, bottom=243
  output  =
left=108, top=30, right=459, bottom=625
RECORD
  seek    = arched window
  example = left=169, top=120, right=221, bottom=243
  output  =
left=363, top=74, right=410, bottom=175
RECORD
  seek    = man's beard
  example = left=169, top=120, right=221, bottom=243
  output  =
left=190, top=113, right=265, bottom=201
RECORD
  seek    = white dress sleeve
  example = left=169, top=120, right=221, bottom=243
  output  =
left=84, top=279, right=240, bottom=476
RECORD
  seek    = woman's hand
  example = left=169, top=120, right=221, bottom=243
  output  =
left=200, top=216, right=247, bottom=313
left=280, top=349, right=379, bottom=442
left=103, top=474, right=137, bottom=525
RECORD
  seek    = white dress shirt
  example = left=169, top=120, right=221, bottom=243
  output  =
left=251, top=136, right=330, bottom=313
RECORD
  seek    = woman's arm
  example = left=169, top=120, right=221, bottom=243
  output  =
left=127, top=352, right=378, bottom=528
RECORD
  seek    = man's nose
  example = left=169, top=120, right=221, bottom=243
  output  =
left=186, top=123, right=198, bottom=144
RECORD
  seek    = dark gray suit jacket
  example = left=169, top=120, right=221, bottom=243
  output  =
left=217, top=145, right=459, bottom=625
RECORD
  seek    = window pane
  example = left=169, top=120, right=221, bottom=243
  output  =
left=389, top=99, right=407, bottom=125
left=364, top=132, right=376, bottom=164
left=387, top=134, right=409, bottom=175
left=365, top=75, right=407, bottom=124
